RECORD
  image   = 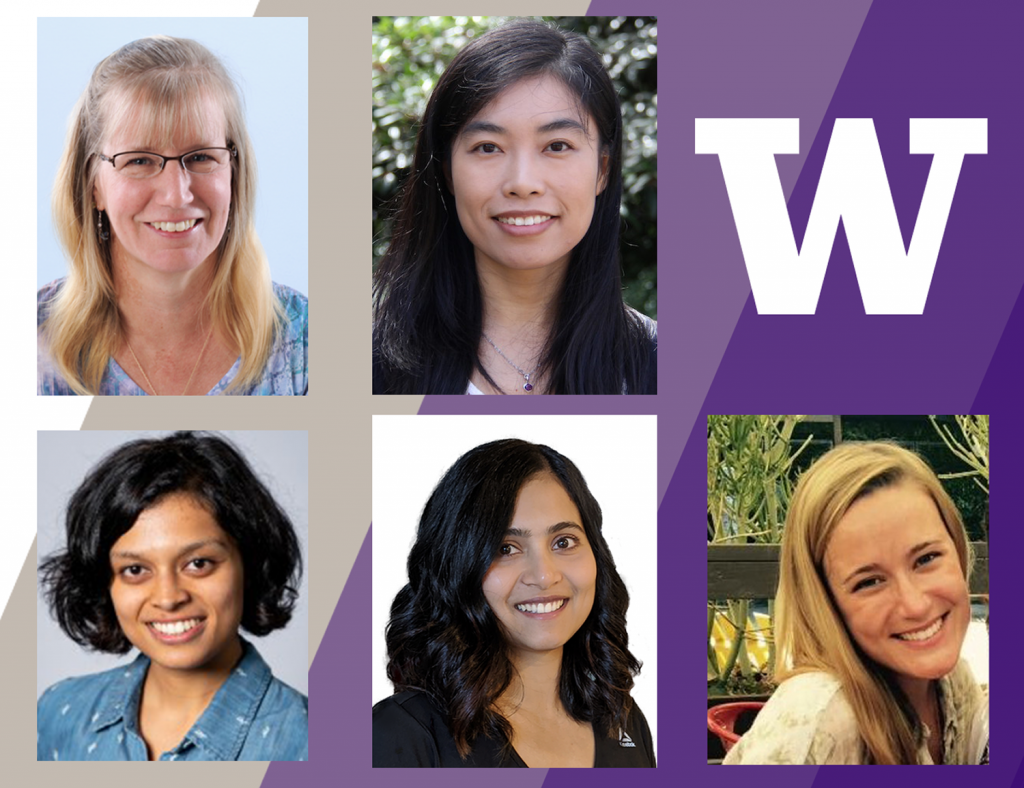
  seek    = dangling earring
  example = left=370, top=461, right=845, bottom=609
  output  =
left=97, top=209, right=110, bottom=242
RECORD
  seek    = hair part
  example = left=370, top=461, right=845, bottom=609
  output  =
left=40, top=431, right=303, bottom=654
left=385, top=438, right=640, bottom=758
left=373, top=20, right=655, bottom=394
left=44, top=35, right=281, bottom=394
left=774, top=441, right=971, bottom=764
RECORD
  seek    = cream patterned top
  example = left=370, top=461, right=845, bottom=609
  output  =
left=723, top=660, right=986, bottom=765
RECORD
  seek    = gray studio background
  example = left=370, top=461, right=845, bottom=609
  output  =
left=36, top=430, right=309, bottom=698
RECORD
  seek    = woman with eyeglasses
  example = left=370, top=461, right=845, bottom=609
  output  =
left=38, top=36, right=307, bottom=395
left=372, top=20, right=656, bottom=395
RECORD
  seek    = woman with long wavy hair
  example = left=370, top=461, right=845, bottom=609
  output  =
left=39, top=35, right=307, bottom=395
left=724, top=442, right=988, bottom=764
left=372, top=20, right=656, bottom=395
left=372, top=439, right=655, bottom=767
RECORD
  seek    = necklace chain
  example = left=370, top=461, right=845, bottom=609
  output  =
left=126, top=329, right=213, bottom=396
left=482, top=332, right=537, bottom=393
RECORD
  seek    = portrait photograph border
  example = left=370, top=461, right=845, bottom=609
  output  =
left=371, top=413, right=659, bottom=759
left=36, top=429, right=310, bottom=698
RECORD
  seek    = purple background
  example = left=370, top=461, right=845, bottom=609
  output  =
left=267, top=1, right=1022, bottom=785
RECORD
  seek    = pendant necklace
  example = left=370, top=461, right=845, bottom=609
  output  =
left=482, top=332, right=538, bottom=393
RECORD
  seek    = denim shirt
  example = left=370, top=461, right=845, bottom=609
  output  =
left=37, top=639, right=308, bottom=761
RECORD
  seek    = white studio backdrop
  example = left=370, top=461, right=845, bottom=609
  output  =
left=371, top=414, right=658, bottom=752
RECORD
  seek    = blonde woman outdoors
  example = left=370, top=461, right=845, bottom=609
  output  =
left=38, top=35, right=307, bottom=395
left=724, top=442, right=988, bottom=765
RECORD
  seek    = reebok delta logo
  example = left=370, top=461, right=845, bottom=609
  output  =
left=619, top=729, right=635, bottom=748
left=695, top=118, right=988, bottom=314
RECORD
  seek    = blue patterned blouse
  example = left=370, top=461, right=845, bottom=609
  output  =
left=37, top=280, right=308, bottom=395
left=37, top=638, right=308, bottom=761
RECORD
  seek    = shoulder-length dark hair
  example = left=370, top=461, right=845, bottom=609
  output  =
left=40, top=431, right=303, bottom=654
left=385, top=438, right=641, bottom=758
left=373, top=19, right=656, bottom=395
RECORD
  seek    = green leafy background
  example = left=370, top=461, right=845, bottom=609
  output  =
left=372, top=16, right=658, bottom=319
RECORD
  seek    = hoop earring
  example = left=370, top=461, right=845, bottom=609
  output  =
left=97, top=210, right=110, bottom=242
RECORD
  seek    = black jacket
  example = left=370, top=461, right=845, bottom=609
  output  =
left=372, top=690, right=656, bottom=768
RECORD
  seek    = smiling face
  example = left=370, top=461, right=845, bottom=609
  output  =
left=449, top=74, right=608, bottom=278
left=482, top=473, right=597, bottom=659
left=823, top=481, right=970, bottom=694
left=92, top=93, right=233, bottom=278
left=108, top=493, right=244, bottom=675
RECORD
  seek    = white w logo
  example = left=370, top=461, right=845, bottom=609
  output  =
left=695, top=118, right=987, bottom=314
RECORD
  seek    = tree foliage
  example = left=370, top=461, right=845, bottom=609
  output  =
left=372, top=16, right=657, bottom=318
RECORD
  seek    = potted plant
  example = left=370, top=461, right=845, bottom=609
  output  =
left=707, top=415, right=814, bottom=759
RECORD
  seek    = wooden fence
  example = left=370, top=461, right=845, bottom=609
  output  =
left=708, top=542, right=988, bottom=599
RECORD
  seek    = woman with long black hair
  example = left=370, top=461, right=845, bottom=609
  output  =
left=372, top=20, right=656, bottom=394
left=372, top=439, right=655, bottom=767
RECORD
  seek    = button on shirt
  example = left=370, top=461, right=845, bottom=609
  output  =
left=37, top=639, right=307, bottom=761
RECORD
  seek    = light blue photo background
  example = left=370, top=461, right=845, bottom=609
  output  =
left=37, top=17, right=308, bottom=295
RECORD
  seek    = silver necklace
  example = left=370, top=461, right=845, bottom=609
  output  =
left=125, top=329, right=213, bottom=396
left=482, top=332, right=537, bottom=392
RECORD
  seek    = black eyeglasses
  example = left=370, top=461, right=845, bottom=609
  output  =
left=96, top=146, right=237, bottom=179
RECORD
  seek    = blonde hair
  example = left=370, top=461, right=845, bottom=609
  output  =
left=43, top=35, right=280, bottom=394
left=774, top=442, right=971, bottom=764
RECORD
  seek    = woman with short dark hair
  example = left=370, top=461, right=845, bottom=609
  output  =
left=38, top=431, right=307, bottom=761
left=373, top=20, right=656, bottom=394
left=373, top=439, right=655, bottom=767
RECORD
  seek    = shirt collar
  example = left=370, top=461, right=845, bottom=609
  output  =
left=88, top=638, right=273, bottom=761
left=91, top=655, right=147, bottom=733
